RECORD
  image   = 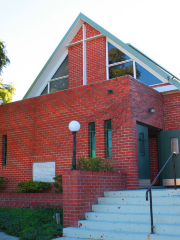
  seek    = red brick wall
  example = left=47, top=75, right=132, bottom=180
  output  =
left=71, top=27, right=83, bottom=43
left=0, top=193, right=62, bottom=208
left=0, top=76, right=166, bottom=191
left=68, top=43, right=83, bottom=88
left=85, top=23, right=101, bottom=38
left=164, top=92, right=180, bottom=130
left=149, top=130, right=159, bottom=184
left=128, top=77, right=164, bottom=188
left=130, top=78, right=164, bottom=130
left=62, top=170, right=126, bottom=228
left=0, top=76, right=131, bottom=191
left=121, top=77, right=164, bottom=189
left=68, top=22, right=106, bottom=88
left=86, top=37, right=106, bottom=84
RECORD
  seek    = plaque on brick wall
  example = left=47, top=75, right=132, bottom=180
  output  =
left=33, top=162, right=55, bottom=182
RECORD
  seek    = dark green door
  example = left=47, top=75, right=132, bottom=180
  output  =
left=137, top=124, right=150, bottom=186
left=159, top=129, right=180, bottom=186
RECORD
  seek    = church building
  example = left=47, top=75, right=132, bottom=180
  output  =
left=1, top=13, right=180, bottom=191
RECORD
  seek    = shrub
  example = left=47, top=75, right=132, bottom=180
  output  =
left=17, top=179, right=51, bottom=193
left=77, top=156, right=115, bottom=172
left=0, top=206, right=63, bottom=240
left=53, top=175, right=62, bottom=193
left=0, top=176, right=7, bottom=190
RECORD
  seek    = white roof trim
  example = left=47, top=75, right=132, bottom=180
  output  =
left=26, top=19, right=84, bottom=98
left=107, top=37, right=168, bottom=84
left=153, top=85, right=178, bottom=92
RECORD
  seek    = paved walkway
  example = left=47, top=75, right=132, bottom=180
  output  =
left=0, top=232, right=19, bottom=240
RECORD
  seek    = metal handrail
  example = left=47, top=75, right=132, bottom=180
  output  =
left=146, top=152, right=177, bottom=234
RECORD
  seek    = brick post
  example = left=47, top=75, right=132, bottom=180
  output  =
left=62, top=170, right=126, bottom=228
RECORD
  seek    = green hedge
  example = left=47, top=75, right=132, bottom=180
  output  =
left=0, top=206, right=63, bottom=240
left=77, top=156, right=115, bottom=172
left=17, top=179, right=51, bottom=193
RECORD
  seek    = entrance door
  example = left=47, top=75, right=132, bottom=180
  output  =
left=137, top=124, right=150, bottom=187
left=159, top=129, right=180, bottom=186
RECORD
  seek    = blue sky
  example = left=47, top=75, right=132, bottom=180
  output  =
left=1, top=0, right=180, bottom=102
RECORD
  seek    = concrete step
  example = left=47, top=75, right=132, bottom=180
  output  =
left=78, top=220, right=180, bottom=235
left=104, top=189, right=180, bottom=197
left=53, top=238, right=99, bottom=240
left=98, top=196, right=180, bottom=205
left=63, top=227, right=180, bottom=239
left=92, top=203, right=180, bottom=214
left=85, top=212, right=180, bottom=224
left=60, top=189, right=180, bottom=239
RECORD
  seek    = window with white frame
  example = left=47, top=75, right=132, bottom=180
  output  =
left=41, top=55, right=68, bottom=95
left=108, top=42, right=134, bottom=79
left=107, top=42, right=162, bottom=85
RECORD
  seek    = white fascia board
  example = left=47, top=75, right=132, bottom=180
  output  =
left=83, top=24, right=87, bottom=85
left=26, top=19, right=84, bottom=99
left=106, top=38, right=109, bottom=80
left=34, top=51, right=68, bottom=97
left=106, top=37, right=168, bottom=84
left=153, top=85, right=178, bottom=93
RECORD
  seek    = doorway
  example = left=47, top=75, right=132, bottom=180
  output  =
left=137, top=123, right=160, bottom=188
left=158, top=129, right=180, bottom=186
left=137, top=124, right=150, bottom=187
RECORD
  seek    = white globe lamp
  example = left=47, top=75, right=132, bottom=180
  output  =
left=69, top=120, right=80, bottom=170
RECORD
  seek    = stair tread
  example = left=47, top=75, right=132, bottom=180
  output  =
left=93, top=203, right=179, bottom=206
left=86, top=211, right=180, bottom=216
left=79, top=219, right=180, bottom=226
left=100, top=196, right=179, bottom=198
left=64, top=227, right=180, bottom=236
left=53, top=238, right=99, bottom=240
left=105, top=189, right=179, bottom=192
left=63, top=190, right=180, bottom=238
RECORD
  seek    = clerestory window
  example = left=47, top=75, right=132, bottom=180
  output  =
left=108, top=42, right=133, bottom=80
left=107, top=42, right=162, bottom=85
left=41, top=55, right=68, bottom=95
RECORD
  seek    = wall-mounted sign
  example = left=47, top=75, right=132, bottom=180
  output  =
left=33, top=162, right=55, bottom=182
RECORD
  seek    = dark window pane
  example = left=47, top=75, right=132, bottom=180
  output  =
left=106, top=120, right=111, bottom=130
left=50, top=78, right=68, bottom=93
left=52, top=56, right=68, bottom=79
left=90, top=123, right=95, bottom=132
left=109, top=61, right=133, bottom=79
left=136, top=62, right=162, bottom=85
left=91, top=150, right=96, bottom=158
left=90, top=123, right=95, bottom=158
left=108, top=139, right=112, bottom=148
left=92, top=133, right=95, bottom=142
left=108, top=42, right=131, bottom=64
left=107, top=130, right=112, bottom=139
left=107, top=149, right=112, bottom=158
left=40, top=85, right=48, bottom=95
left=106, top=120, right=112, bottom=158
left=92, top=139, right=95, bottom=149
left=3, top=135, right=7, bottom=165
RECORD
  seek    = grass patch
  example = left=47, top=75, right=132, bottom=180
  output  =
left=0, top=206, right=63, bottom=240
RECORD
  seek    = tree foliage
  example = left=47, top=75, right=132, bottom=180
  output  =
left=109, top=47, right=127, bottom=64
left=0, top=40, right=10, bottom=73
left=109, top=47, right=141, bottom=79
left=0, top=79, right=16, bottom=104
left=0, top=40, right=15, bottom=104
